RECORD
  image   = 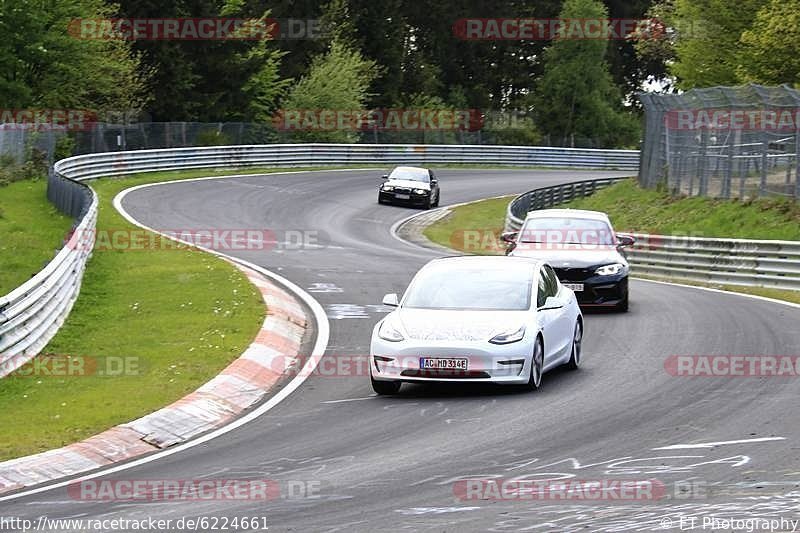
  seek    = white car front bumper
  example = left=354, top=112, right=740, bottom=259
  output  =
left=369, top=336, right=535, bottom=385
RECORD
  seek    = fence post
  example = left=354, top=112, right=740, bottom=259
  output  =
left=698, top=131, right=708, bottom=196
left=760, top=133, right=768, bottom=197
left=796, top=130, right=800, bottom=199
left=723, top=147, right=733, bottom=199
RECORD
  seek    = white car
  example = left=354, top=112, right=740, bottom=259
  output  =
left=369, top=256, right=583, bottom=395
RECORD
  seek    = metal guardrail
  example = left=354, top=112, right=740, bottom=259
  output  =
left=0, top=174, right=97, bottom=377
left=55, top=143, right=640, bottom=182
left=504, top=179, right=800, bottom=291
left=0, top=143, right=639, bottom=377
left=504, top=177, right=628, bottom=232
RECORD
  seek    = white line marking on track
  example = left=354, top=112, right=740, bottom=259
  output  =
left=321, top=396, right=377, bottom=404
left=653, top=437, right=786, bottom=450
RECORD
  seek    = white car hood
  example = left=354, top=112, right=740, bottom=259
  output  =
left=396, top=309, right=527, bottom=342
left=384, top=179, right=431, bottom=191
left=511, top=244, right=625, bottom=268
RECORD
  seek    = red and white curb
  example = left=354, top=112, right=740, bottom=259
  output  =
left=0, top=261, right=307, bottom=495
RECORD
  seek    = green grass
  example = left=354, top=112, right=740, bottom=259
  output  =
left=422, top=196, right=514, bottom=255
left=0, top=171, right=286, bottom=461
left=562, top=179, right=800, bottom=240
left=0, top=179, right=74, bottom=294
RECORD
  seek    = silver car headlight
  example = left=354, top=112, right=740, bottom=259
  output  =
left=382, top=185, right=394, bottom=191
left=489, top=326, right=526, bottom=345
left=413, top=188, right=427, bottom=194
left=595, top=263, right=625, bottom=276
left=378, top=317, right=404, bottom=342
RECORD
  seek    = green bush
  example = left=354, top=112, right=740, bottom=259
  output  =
left=195, top=129, right=233, bottom=146
left=0, top=151, right=46, bottom=184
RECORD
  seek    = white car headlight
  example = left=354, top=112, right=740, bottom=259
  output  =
left=382, top=185, right=394, bottom=191
left=413, top=188, right=427, bottom=194
left=489, top=326, right=526, bottom=345
left=378, top=317, right=404, bottom=342
left=595, top=263, right=625, bottom=276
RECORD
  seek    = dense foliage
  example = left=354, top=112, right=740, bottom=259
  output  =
left=2, top=0, right=799, bottom=149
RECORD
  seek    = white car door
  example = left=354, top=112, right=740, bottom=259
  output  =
left=547, top=264, right=574, bottom=345
left=536, top=266, right=565, bottom=369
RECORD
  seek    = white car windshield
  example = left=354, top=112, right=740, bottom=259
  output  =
left=403, top=264, right=532, bottom=310
left=520, top=217, right=615, bottom=245
left=389, top=167, right=429, bottom=182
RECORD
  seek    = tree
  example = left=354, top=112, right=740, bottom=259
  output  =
left=738, top=0, right=800, bottom=86
left=605, top=0, right=669, bottom=104
left=117, top=0, right=288, bottom=121
left=0, top=0, right=148, bottom=114
left=533, top=0, right=639, bottom=148
left=663, top=0, right=767, bottom=88
left=278, top=41, right=377, bottom=142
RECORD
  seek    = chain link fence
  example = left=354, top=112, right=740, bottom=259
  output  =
left=639, top=84, right=800, bottom=200
left=0, top=119, right=613, bottom=171
left=0, top=125, right=61, bottom=165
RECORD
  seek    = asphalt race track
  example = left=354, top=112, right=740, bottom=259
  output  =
left=2, top=169, right=800, bottom=532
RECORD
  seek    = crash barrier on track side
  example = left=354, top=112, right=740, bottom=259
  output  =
left=504, top=177, right=628, bottom=232
left=0, top=143, right=639, bottom=377
left=505, top=178, right=800, bottom=291
left=0, top=173, right=97, bottom=377
left=54, top=143, right=640, bottom=181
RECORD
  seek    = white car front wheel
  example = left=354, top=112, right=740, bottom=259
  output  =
left=526, top=337, right=544, bottom=391
left=566, top=320, right=582, bottom=370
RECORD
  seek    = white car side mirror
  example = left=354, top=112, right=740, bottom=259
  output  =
left=382, top=293, right=399, bottom=307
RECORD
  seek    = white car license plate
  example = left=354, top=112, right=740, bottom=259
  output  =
left=419, top=357, right=468, bottom=370
left=564, top=283, right=584, bottom=292
left=395, top=193, right=410, bottom=200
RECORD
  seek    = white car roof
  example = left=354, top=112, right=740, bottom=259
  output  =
left=524, top=208, right=611, bottom=223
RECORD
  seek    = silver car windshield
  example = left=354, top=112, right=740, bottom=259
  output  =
left=403, top=265, right=532, bottom=310
left=520, top=217, right=614, bottom=245
left=389, top=167, right=429, bottom=182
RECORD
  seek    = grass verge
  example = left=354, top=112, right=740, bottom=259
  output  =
left=562, top=179, right=800, bottom=240
left=422, top=196, right=514, bottom=256
left=0, top=179, right=74, bottom=294
left=0, top=169, right=326, bottom=460
left=423, top=179, right=800, bottom=304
